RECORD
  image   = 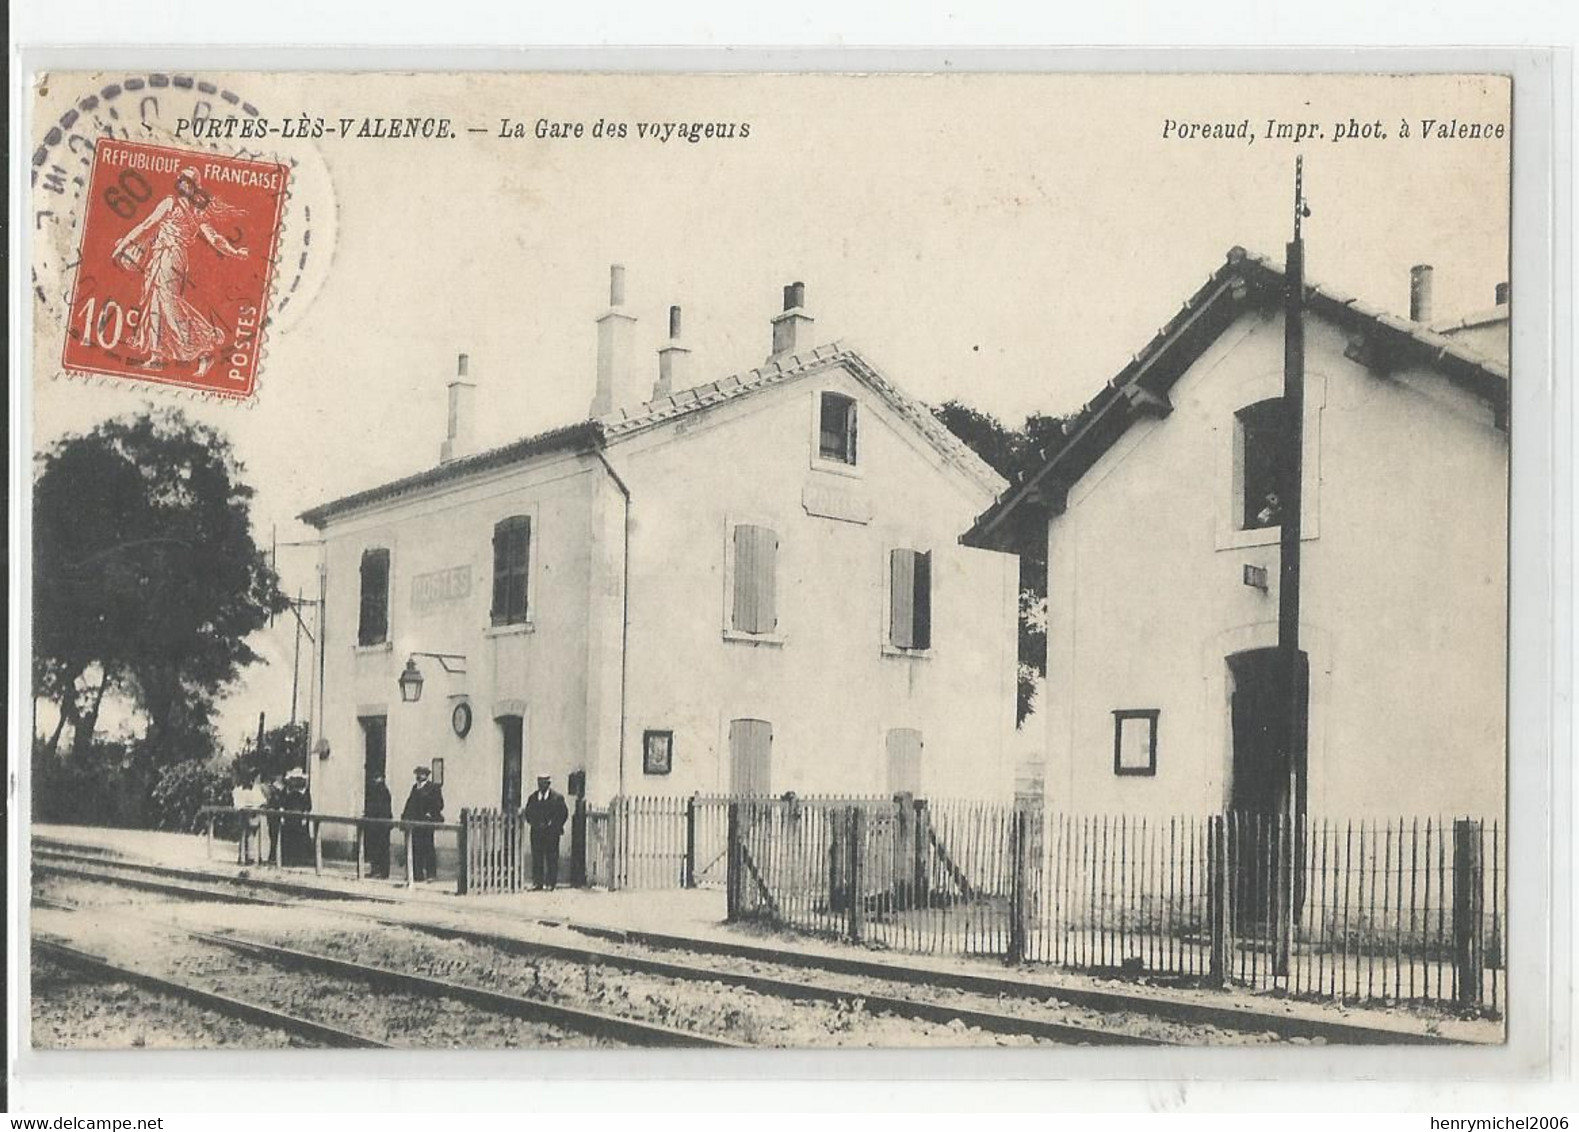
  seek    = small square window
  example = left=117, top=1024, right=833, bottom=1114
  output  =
left=643, top=730, right=674, bottom=776
left=1112, top=710, right=1159, bottom=776
left=819, top=392, right=858, bottom=465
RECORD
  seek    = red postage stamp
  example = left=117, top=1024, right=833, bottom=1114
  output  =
left=61, top=139, right=290, bottom=399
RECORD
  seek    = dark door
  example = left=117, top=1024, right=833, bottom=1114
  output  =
left=500, top=715, right=524, bottom=813
left=360, top=716, right=387, bottom=803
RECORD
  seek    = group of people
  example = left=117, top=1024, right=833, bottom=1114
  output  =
left=229, top=768, right=314, bottom=866
left=229, top=765, right=571, bottom=891
left=357, top=766, right=447, bottom=880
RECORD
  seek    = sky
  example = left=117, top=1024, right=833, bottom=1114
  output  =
left=27, top=71, right=1512, bottom=749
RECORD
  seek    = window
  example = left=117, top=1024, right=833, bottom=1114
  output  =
left=889, top=548, right=932, bottom=650
left=491, top=515, right=531, bottom=625
left=429, top=757, right=444, bottom=787
left=643, top=730, right=674, bottom=776
left=886, top=728, right=923, bottom=796
left=358, top=548, right=390, bottom=646
left=730, top=523, right=779, bottom=635
left=729, top=719, right=772, bottom=795
left=818, top=391, right=858, bottom=465
left=1238, top=399, right=1287, bottom=530
left=1113, top=709, right=1160, bottom=776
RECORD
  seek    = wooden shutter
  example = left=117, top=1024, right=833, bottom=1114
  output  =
left=732, top=524, right=778, bottom=634
left=890, top=549, right=932, bottom=650
left=492, top=516, right=530, bottom=625
left=890, top=549, right=915, bottom=648
left=885, top=728, right=923, bottom=795
left=729, top=719, right=772, bottom=795
left=358, top=548, right=389, bottom=645
left=843, top=396, right=858, bottom=464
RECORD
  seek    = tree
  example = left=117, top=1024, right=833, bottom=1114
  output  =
left=933, top=400, right=1074, bottom=725
left=232, top=721, right=310, bottom=785
left=33, top=408, right=287, bottom=763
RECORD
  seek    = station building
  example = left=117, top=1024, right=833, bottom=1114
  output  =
left=299, top=270, right=1020, bottom=820
left=966, top=248, right=1509, bottom=821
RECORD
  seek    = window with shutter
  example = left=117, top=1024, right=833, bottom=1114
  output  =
left=885, top=728, right=923, bottom=795
left=491, top=516, right=531, bottom=625
left=358, top=548, right=390, bottom=646
left=731, top=524, right=778, bottom=635
left=889, top=548, right=932, bottom=650
left=729, top=718, right=772, bottom=795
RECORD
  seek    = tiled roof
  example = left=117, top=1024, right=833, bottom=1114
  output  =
left=299, top=343, right=1005, bottom=528
left=963, top=246, right=1510, bottom=550
left=598, top=341, right=1006, bottom=494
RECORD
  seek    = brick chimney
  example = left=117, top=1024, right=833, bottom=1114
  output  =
left=439, top=353, right=476, bottom=464
left=654, top=305, right=691, bottom=400
left=769, top=280, right=814, bottom=361
left=1409, top=264, right=1434, bottom=323
left=590, top=264, right=639, bottom=416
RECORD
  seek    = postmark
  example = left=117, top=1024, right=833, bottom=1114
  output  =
left=61, top=140, right=288, bottom=398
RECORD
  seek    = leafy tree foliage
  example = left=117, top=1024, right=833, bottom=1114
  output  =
left=932, top=400, right=1074, bottom=725
left=231, top=721, right=310, bottom=785
left=33, top=408, right=286, bottom=766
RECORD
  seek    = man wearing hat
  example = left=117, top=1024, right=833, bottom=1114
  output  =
left=401, top=765, right=445, bottom=881
left=524, top=774, right=569, bottom=891
left=278, top=768, right=314, bottom=867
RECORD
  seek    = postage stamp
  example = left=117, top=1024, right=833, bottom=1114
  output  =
left=60, top=138, right=289, bottom=398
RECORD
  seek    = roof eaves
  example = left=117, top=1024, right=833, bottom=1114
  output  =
left=298, top=420, right=603, bottom=529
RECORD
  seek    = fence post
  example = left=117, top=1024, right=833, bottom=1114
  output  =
left=313, top=819, right=323, bottom=875
left=404, top=824, right=415, bottom=888
left=456, top=810, right=470, bottom=895
left=848, top=806, right=866, bottom=943
left=355, top=822, right=365, bottom=880
left=571, top=797, right=588, bottom=887
left=1208, top=815, right=1228, bottom=987
left=1453, top=818, right=1485, bottom=1008
left=726, top=802, right=742, bottom=921
left=206, top=812, right=215, bottom=862
left=684, top=794, right=698, bottom=889
left=273, top=813, right=283, bottom=867
left=1009, top=805, right=1032, bottom=964
left=914, top=798, right=931, bottom=909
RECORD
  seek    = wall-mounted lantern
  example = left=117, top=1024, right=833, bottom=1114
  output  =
left=398, top=652, right=467, bottom=704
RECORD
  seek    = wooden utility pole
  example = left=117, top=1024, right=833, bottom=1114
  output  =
left=1276, top=156, right=1314, bottom=976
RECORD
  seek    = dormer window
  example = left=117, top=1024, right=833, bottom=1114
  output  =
left=819, top=392, right=858, bottom=465
left=1237, top=399, right=1286, bottom=531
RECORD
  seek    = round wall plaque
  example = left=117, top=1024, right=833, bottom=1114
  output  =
left=451, top=700, right=473, bottom=739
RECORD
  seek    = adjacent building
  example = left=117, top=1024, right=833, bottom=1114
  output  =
left=966, top=248, right=1509, bottom=820
left=299, top=270, right=1020, bottom=821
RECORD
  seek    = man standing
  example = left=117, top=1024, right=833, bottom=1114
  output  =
left=231, top=775, right=265, bottom=865
left=278, top=768, right=314, bottom=867
left=524, top=774, right=569, bottom=891
left=363, top=773, right=393, bottom=879
left=401, top=766, right=444, bottom=882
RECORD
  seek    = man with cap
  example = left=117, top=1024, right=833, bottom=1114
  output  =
left=401, top=765, right=444, bottom=881
left=362, top=772, right=393, bottom=879
left=278, top=768, right=314, bottom=867
left=523, top=774, right=569, bottom=891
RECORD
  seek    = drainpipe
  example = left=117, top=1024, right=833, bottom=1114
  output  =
left=593, top=447, right=632, bottom=798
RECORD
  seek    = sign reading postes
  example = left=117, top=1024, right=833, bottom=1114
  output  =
left=411, top=565, right=472, bottom=613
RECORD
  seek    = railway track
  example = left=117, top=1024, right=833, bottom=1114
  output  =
left=33, top=845, right=1467, bottom=1047
left=34, top=854, right=1179, bottom=1046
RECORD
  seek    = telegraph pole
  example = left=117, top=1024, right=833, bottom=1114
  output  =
left=1277, top=156, right=1313, bottom=974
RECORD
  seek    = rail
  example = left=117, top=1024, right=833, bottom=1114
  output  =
left=198, top=806, right=465, bottom=894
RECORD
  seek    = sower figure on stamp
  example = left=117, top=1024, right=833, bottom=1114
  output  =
left=401, top=766, right=444, bottom=882
left=110, top=166, right=250, bottom=378
left=524, top=775, right=569, bottom=891
left=363, top=772, right=393, bottom=879
left=278, top=768, right=314, bottom=867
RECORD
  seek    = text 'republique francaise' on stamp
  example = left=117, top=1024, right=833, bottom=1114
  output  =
left=61, top=139, right=289, bottom=400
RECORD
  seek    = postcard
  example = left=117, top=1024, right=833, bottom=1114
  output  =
left=24, top=70, right=1512, bottom=1053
